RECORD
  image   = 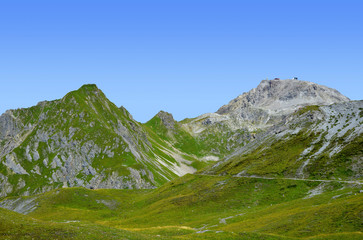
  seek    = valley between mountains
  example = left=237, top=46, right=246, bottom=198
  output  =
left=0, top=79, right=362, bottom=239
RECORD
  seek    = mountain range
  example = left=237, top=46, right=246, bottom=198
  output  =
left=0, top=79, right=362, bottom=240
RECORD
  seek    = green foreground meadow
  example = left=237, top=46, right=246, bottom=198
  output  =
left=1, top=174, right=362, bottom=240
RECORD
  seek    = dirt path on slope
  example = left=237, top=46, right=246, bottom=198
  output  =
left=196, top=173, right=363, bottom=185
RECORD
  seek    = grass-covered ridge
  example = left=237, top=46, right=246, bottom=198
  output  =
left=0, top=84, right=211, bottom=198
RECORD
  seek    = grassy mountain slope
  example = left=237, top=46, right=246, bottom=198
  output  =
left=204, top=101, right=363, bottom=181
left=1, top=174, right=362, bottom=239
left=0, top=84, right=204, bottom=198
left=0, top=206, right=159, bottom=240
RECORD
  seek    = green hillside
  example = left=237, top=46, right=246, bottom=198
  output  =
left=1, top=174, right=362, bottom=239
left=204, top=103, right=363, bottom=181
left=0, top=84, right=206, bottom=198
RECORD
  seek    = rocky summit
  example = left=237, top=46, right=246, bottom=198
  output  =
left=217, top=79, right=349, bottom=116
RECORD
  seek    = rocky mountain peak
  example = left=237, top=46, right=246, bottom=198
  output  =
left=181, top=79, right=351, bottom=133
left=217, top=79, right=350, bottom=115
left=156, top=111, right=176, bottom=130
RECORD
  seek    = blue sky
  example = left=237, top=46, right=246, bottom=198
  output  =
left=1, top=0, right=362, bottom=122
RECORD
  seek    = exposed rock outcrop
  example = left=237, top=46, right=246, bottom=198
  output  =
left=216, top=79, right=349, bottom=129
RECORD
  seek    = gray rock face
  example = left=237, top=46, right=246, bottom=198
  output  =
left=0, top=197, right=38, bottom=214
left=216, top=79, right=349, bottom=128
left=156, top=111, right=176, bottom=130
left=0, top=110, right=22, bottom=140
left=4, top=154, right=28, bottom=175
left=184, top=80, right=350, bottom=136
left=218, top=79, right=349, bottom=114
left=184, top=79, right=350, bottom=136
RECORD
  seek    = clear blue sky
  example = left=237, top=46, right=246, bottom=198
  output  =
left=1, top=0, right=362, bottom=122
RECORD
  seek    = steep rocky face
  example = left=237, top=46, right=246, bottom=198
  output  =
left=217, top=79, right=350, bottom=128
left=0, top=111, right=22, bottom=141
left=218, top=79, right=349, bottom=114
left=156, top=111, right=176, bottom=130
left=184, top=79, right=349, bottom=135
left=0, top=84, right=200, bottom=197
left=205, top=101, right=363, bottom=181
